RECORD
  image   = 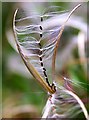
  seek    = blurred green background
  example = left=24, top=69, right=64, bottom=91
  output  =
left=1, top=2, right=89, bottom=118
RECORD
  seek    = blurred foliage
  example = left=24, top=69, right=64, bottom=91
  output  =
left=0, top=2, right=2, bottom=119
left=2, top=2, right=88, bottom=118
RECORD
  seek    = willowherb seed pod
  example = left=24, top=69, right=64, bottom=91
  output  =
left=13, top=6, right=68, bottom=94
